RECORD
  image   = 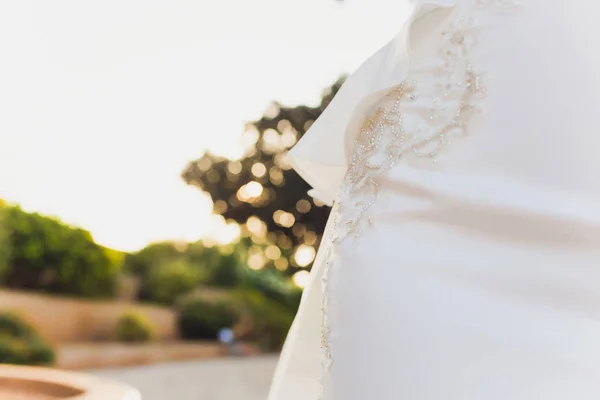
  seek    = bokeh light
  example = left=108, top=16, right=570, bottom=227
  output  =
left=196, top=157, right=213, bottom=172
left=292, top=224, right=306, bottom=237
left=274, top=153, right=292, bottom=170
left=227, top=161, right=243, bottom=175
left=248, top=246, right=267, bottom=270
left=273, top=210, right=295, bottom=228
left=294, top=244, right=316, bottom=267
left=207, top=170, right=221, bottom=183
left=277, top=234, right=293, bottom=250
left=304, top=231, right=318, bottom=246
left=246, top=216, right=267, bottom=236
left=251, top=162, right=267, bottom=178
left=281, top=131, right=297, bottom=148
left=269, top=167, right=284, bottom=186
left=237, top=182, right=264, bottom=203
left=213, top=200, right=228, bottom=214
left=265, top=245, right=282, bottom=260
left=262, top=129, right=283, bottom=153
left=274, top=257, right=289, bottom=271
left=241, top=126, right=260, bottom=149
left=296, top=199, right=311, bottom=213
left=263, top=103, right=280, bottom=119
left=248, top=253, right=266, bottom=270
left=245, top=181, right=263, bottom=197
left=293, top=270, right=311, bottom=288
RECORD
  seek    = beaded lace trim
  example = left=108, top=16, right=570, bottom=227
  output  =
left=339, top=14, right=485, bottom=241
left=317, top=1, right=520, bottom=398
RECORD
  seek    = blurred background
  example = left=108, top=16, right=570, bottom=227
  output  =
left=0, top=0, right=410, bottom=398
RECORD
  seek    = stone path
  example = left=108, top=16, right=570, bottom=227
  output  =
left=87, top=356, right=278, bottom=400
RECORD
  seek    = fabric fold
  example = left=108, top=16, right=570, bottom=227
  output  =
left=288, top=0, right=457, bottom=206
left=269, top=3, right=458, bottom=400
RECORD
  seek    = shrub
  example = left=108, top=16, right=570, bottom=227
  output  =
left=0, top=313, right=55, bottom=366
left=208, top=253, right=241, bottom=288
left=3, top=206, right=123, bottom=298
left=0, top=313, right=36, bottom=337
left=126, top=241, right=244, bottom=304
left=143, top=259, right=202, bottom=305
left=125, top=242, right=220, bottom=304
left=124, top=242, right=184, bottom=279
left=239, top=267, right=302, bottom=312
left=233, top=289, right=294, bottom=352
left=178, top=295, right=239, bottom=340
left=116, top=312, right=156, bottom=343
left=0, top=203, right=9, bottom=283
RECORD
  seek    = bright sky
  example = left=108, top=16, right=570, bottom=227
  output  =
left=0, top=0, right=409, bottom=252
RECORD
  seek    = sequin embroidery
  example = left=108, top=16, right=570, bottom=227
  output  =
left=316, top=1, right=520, bottom=398
left=338, top=15, right=484, bottom=242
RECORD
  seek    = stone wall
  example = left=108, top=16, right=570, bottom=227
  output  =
left=0, top=289, right=178, bottom=343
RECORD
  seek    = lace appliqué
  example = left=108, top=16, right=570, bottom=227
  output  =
left=317, top=1, right=520, bottom=399
left=319, top=202, right=340, bottom=370
left=338, top=0, right=524, bottom=242
left=337, top=24, right=481, bottom=242
left=317, top=200, right=341, bottom=400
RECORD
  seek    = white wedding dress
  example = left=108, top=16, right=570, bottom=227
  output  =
left=269, top=1, right=600, bottom=399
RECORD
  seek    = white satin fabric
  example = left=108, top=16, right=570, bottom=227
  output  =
left=270, top=1, right=600, bottom=399
left=288, top=0, right=457, bottom=206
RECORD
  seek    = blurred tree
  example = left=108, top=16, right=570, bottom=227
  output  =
left=178, top=294, right=240, bottom=340
left=124, top=240, right=246, bottom=304
left=3, top=206, right=122, bottom=298
left=210, top=252, right=241, bottom=288
left=232, top=288, right=295, bottom=351
left=126, top=242, right=199, bottom=303
left=144, top=259, right=203, bottom=305
left=124, top=242, right=186, bottom=282
left=181, top=78, right=345, bottom=273
left=239, top=267, right=302, bottom=312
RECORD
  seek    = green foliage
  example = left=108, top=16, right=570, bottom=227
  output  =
left=3, top=206, right=123, bottom=298
left=125, top=241, right=244, bottom=305
left=178, top=294, right=240, bottom=340
left=0, top=313, right=55, bottom=366
left=116, top=312, right=156, bottom=343
left=123, top=242, right=184, bottom=279
left=209, top=252, right=241, bottom=288
left=0, top=313, right=36, bottom=337
left=144, top=259, right=202, bottom=305
left=0, top=203, right=10, bottom=284
left=240, top=267, right=302, bottom=312
left=233, top=289, right=294, bottom=352
left=181, top=79, right=345, bottom=273
left=171, top=242, right=298, bottom=348
left=0, top=335, right=56, bottom=366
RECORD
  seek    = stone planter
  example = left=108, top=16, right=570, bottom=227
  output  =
left=0, top=364, right=140, bottom=400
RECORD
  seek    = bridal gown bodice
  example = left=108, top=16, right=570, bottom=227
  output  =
left=268, top=1, right=600, bottom=399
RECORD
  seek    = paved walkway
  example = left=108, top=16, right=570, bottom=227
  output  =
left=87, top=356, right=278, bottom=400
left=59, top=342, right=224, bottom=369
